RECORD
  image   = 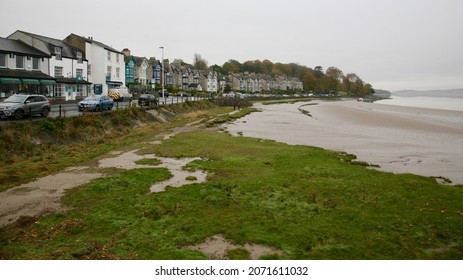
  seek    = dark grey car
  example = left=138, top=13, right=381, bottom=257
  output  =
left=138, top=94, right=158, bottom=106
left=0, top=94, right=51, bottom=119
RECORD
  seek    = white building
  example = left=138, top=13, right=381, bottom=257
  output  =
left=8, top=30, right=90, bottom=100
left=206, top=71, right=218, bottom=93
left=134, top=57, right=149, bottom=85
left=64, top=34, right=125, bottom=95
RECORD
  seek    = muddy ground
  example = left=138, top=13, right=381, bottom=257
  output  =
left=0, top=123, right=206, bottom=227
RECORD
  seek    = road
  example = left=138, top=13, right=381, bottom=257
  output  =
left=49, top=96, right=195, bottom=117
left=49, top=101, right=131, bottom=118
left=0, top=96, right=200, bottom=124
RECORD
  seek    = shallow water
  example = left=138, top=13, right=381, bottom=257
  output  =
left=376, top=96, right=463, bottom=112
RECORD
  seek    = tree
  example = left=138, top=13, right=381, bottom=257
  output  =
left=262, top=59, right=273, bottom=74
left=172, top=59, right=189, bottom=67
left=342, top=73, right=359, bottom=93
left=193, top=53, right=208, bottom=70
left=303, top=70, right=317, bottom=91
left=210, top=64, right=222, bottom=73
left=224, top=84, right=232, bottom=93
left=222, top=59, right=241, bottom=74
left=313, top=66, right=324, bottom=79
left=324, top=66, right=344, bottom=93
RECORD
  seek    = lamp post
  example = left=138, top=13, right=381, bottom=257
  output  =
left=159, top=46, right=164, bottom=100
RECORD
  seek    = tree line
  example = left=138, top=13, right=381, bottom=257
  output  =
left=192, top=54, right=374, bottom=95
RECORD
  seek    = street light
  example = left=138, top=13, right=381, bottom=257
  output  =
left=159, top=46, right=164, bottom=100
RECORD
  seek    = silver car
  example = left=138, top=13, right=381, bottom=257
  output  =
left=0, top=94, right=51, bottom=119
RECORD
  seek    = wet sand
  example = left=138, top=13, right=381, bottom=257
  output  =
left=225, top=100, right=463, bottom=185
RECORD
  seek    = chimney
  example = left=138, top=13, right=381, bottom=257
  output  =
left=122, top=48, right=131, bottom=57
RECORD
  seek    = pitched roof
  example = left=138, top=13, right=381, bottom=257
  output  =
left=0, top=68, right=55, bottom=80
left=133, top=56, right=148, bottom=66
left=0, top=37, right=50, bottom=57
left=69, top=33, right=123, bottom=54
left=11, top=30, right=82, bottom=59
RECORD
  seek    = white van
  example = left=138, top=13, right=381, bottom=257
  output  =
left=109, top=87, right=132, bottom=101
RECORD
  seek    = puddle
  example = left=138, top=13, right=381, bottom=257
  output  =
left=185, top=234, right=283, bottom=260
left=0, top=171, right=103, bottom=226
left=98, top=150, right=208, bottom=193
left=1, top=151, right=208, bottom=226
left=1, top=121, right=209, bottom=226
left=149, top=156, right=207, bottom=192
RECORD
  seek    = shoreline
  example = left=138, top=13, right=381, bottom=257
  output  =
left=225, top=100, right=463, bottom=185
left=375, top=95, right=463, bottom=112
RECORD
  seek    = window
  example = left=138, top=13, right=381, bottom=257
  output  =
left=0, top=53, right=6, bottom=67
left=54, top=66, right=63, bottom=77
left=107, top=66, right=112, bottom=79
left=55, top=84, right=63, bottom=97
left=76, top=69, right=83, bottom=78
left=55, top=46, right=62, bottom=60
left=16, top=55, right=24, bottom=68
left=26, top=96, right=35, bottom=103
left=32, top=57, right=39, bottom=70
left=87, top=64, right=92, bottom=75
left=116, top=54, right=119, bottom=63
left=107, top=51, right=111, bottom=61
left=76, top=84, right=83, bottom=96
left=77, top=51, right=83, bottom=64
left=116, top=67, right=120, bottom=79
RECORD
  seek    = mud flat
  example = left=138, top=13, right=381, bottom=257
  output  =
left=225, top=100, right=463, bottom=185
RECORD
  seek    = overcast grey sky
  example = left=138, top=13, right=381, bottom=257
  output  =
left=2, top=0, right=462, bottom=91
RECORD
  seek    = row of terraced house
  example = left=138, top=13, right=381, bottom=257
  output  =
left=124, top=48, right=303, bottom=93
left=1, top=30, right=302, bottom=100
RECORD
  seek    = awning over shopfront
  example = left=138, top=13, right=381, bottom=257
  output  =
left=107, top=81, right=123, bottom=86
left=20, top=78, right=41, bottom=85
left=0, top=68, right=56, bottom=86
left=39, top=79, right=57, bottom=85
left=0, top=77, right=56, bottom=85
left=55, top=77, right=91, bottom=85
left=0, top=77, right=22, bottom=84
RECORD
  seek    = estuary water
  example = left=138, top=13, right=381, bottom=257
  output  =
left=375, top=95, right=463, bottom=112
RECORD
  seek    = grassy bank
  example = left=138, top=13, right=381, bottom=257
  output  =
left=1, top=112, right=463, bottom=259
left=0, top=101, right=230, bottom=192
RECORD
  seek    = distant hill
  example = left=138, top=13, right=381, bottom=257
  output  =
left=373, top=89, right=392, bottom=98
left=393, top=89, right=463, bottom=98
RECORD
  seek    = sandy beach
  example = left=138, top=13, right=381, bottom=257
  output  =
left=225, top=100, right=463, bottom=185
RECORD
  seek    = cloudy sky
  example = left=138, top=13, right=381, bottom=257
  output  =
left=2, top=0, right=462, bottom=91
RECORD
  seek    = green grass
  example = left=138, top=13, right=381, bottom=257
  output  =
left=0, top=100, right=229, bottom=192
left=227, top=248, right=250, bottom=260
left=134, top=158, right=162, bottom=166
left=205, top=108, right=260, bottom=127
left=1, top=130, right=463, bottom=259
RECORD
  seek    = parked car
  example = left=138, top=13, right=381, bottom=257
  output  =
left=0, top=94, right=51, bottom=119
left=78, top=95, right=114, bottom=111
left=158, top=89, right=169, bottom=98
left=138, top=94, right=158, bottom=106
